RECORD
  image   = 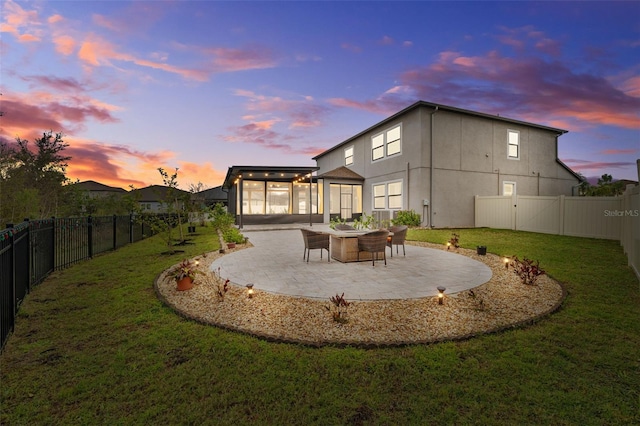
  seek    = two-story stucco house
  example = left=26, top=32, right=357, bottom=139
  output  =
left=223, top=101, right=581, bottom=228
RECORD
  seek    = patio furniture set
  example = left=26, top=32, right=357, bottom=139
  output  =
left=301, top=225, right=408, bottom=266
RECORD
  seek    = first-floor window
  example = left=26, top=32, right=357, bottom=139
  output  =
left=388, top=181, right=402, bottom=209
left=240, top=179, right=323, bottom=215
left=372, top=180, right=403, bottom=210
left=266, top=182, right=290, bottom=214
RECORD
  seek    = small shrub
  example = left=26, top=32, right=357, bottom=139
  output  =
left=468, top=289, right=486, bottom=311
left=511, top=256, right=546, bottom=285
left=353, top=212, right=375, bottom=230
left=448, top=233, right=460, bottom=250
left=223, top=227, right=245, bottom=244
left=326, top=293, right=351, bottom=324
left=393, top=210, right=421, bottom=227
left=217, top=278, right=229, bottom=300
left=212, top=268, right=229, bottom=300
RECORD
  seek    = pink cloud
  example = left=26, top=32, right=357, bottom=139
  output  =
left=327, top=98, right=396, bottom=115
left=77, top=34, right=208, bottom=81
left=496, top=25, right=562, bottom=57
left=63, top=138, right=187, bottom=189
left=222, top=121, right=324, bottom=157
left=204, top=45, right=278, bottom=73
left=379, top=36, right=394, bottom=45
left=22, top=75, right=85, bottom=92
left=0, top=90, right=119, bottom=145
left=395, top=50, right=640, bottom=130
left=0, top=0, right=41, bottom=42
left=562, top=158, right=637, bottom=173
left=601, top=148, right=638, bottom=155
left=52, top=35, right=76, bottom=56
left=234, top=90, right=331, bottom=129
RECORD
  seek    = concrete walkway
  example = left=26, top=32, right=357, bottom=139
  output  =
left=209, top=225, right=492, bottom=301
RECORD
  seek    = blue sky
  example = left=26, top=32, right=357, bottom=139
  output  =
left=2, top=0, right=639, bottom=189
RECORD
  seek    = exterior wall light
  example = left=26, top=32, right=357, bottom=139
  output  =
left=246, top=283, right=254, bottom=298
left=437, top=286, right=446, bottom=305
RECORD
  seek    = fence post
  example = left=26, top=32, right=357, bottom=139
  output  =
left=129, top=214, right=134, bottom=244
left=88, top=215, right=93, bottom=259
left=112, top=215, right=117, bottom=250
left=51, top=217, right=56, bottom=271
left=6, top=224, right=16, bottom=336
left=24, top=219, right=31, bottom=290
left=559, top=195, right=565, bottom=236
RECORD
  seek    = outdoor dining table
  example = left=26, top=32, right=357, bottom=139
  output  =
left=314, top=228, right=393, bottom=263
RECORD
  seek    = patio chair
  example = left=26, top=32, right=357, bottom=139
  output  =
left=300, top=229, right=330, bottom=262
left=357, top=229, right=389, bottom=266
left=335, top=224, right=356, bottom=231
left=386, top=225, right=408, bottom=257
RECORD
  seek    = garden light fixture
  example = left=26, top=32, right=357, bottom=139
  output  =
left=246, top=283, right=254, bottom=298
left=437, top=286, right=446, bottom=305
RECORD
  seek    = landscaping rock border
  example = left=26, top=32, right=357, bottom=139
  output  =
left=155, top=242, right=566, bottom=347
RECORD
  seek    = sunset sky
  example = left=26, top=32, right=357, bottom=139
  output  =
left=2, top=0, right=639, bottom=190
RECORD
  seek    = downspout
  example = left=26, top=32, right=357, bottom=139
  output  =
left=429, top=106, right=439, bottom=228
left=238, top=177, right=243, bottom=229
left=406, top=162, right=410, bottom=214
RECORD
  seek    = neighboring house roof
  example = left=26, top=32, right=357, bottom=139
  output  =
left=317, top=166, right=364, bottom=181
left=132, top=185, right=190, bottom=202
left=312, top=100, right=569, bottom=160
left=199, top=186, right=227, bottom=202
left=74, top=180, right=126, bottom=193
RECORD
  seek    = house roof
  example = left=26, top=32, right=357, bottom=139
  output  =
left=198, top=186, right=227, bottom=201
left=73, top=180, right=126, bottom=193
left=317, top=166, right=364, bottom=181
left=132, top=185, right=190, bottom=202
left=222, top=165, right=320, bottom=189
left=312, top=100, right=569, bottom=160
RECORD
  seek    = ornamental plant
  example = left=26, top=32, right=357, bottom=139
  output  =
left=448, top=233, right=460, bottom=250
left=169, top=259, right=202, bottom=282
left=511, top=256, right=546, bottom=285
left=326, top=293, right=351, bottom=324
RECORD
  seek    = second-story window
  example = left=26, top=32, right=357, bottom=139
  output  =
left=345, top=146, right=354, bottom=166
left=508, top=130, right=520, bottom=159
left=372, top=124, right=402, bottom=161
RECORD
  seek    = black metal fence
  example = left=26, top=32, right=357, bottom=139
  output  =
left=0, top=215, right=158, bottom=351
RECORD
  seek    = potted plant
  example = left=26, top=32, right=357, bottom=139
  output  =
left=223, top=226, right=245, bottom=249
left=169, top=259, right=202, bottom=291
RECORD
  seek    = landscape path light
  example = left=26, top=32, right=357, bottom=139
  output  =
left=437, top=286, right=446, bottom=305
left=246, top=283, right=254, bottom=298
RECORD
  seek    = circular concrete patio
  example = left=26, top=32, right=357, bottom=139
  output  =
left=209, top=227, right=493, bottom=300
left=155, top=227, right=565, bottom=347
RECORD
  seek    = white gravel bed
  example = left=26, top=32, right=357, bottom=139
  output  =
left=155, top=243, right=565, bottom=347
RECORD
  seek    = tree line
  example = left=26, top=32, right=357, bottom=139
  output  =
left=0, top=132, right=196, bottom=226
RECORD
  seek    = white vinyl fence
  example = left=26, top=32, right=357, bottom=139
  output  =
left=475, top=184, right=640, bottom=279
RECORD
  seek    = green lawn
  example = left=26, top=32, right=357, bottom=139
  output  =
left=1, top=226, right=639, bottom=425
